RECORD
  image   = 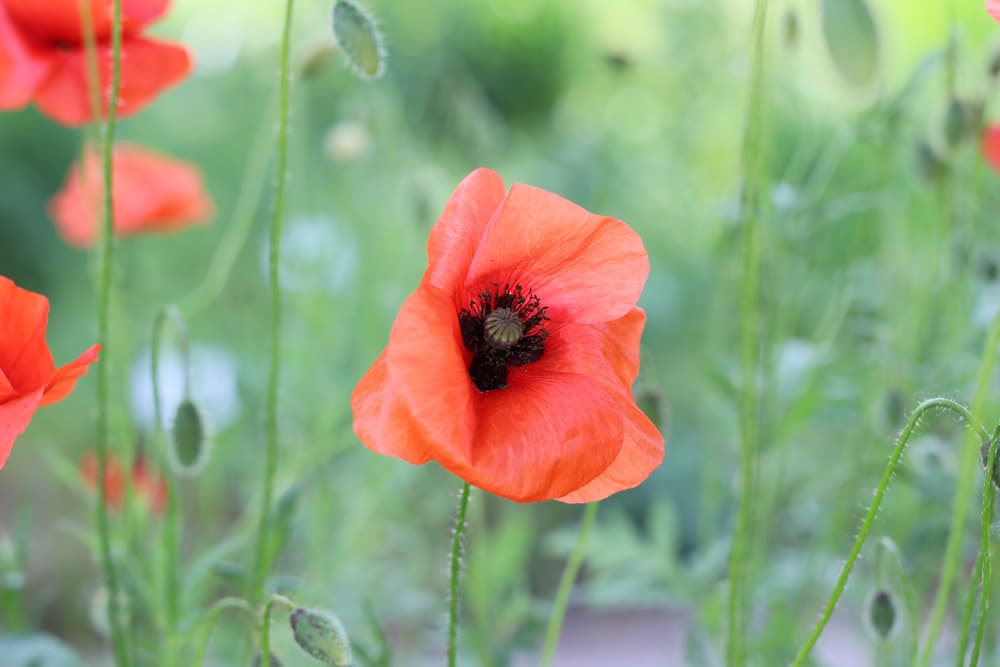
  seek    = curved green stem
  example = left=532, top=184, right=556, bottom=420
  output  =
left=91, top=0, right=129, bottom=664
left=151, top=305, right=189, bottom=663
left=727, top=1, right=770, bottom=665
left=448, top=483, right=471, bottom=667
left=788, top=397, right=988, bottom=667
left=192, top=597, right=259, bottom=666
left=919, top=311, right=1000, bottom=666
left=966, top=426, right=998, bottom=667
left=540, top=502, right=599, bottom=667
left=250, top=0, right=295, bottom=604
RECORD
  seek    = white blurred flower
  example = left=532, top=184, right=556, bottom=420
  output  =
left=130, top=344, right=241, bottom=432
left=323, top=121, right=372, bottom=163
left=260, top=214, right=359, bottom=294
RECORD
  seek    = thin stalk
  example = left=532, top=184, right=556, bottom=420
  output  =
left=250, top=0, right=295, bottom=603
left=955, top=550, right=984, bottom=667
left=192, top=597, right=259, bottom=666
left=448, top=483, right=471, bottom=667
left=918, top=310, right=1000, bottom=666
left=540, top=502, right=599, bottom=667
left=727, top=2, right=770, bottom=666
left=91, top=0, right=129, bottom=663
left=788, top=397, right=989, bottom=667
left=260, top=594, right=296, bottom=667
left=152, top=306, right=188, bottom=665
left=966, top=426, right=998, bottom=667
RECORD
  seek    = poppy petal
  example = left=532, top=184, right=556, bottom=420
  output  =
left=33, top=36, right=191, bottom=126
left=3, top=0, right=171, bottom=44
left=0, top=275, right=55, bottom=393
left=49, top=143, right=213, bottom=247
left=0, top=4, right=54, bottom=110
left=990, top=0, right=1000, bottom=24
left=0, top=388, right=45, bottom=469
left=351, top=351, right=434, bottom=464
left=465, top=183, right=650, bottom=324
left=41, top=343, right=99, bottom=406
left=0, top=369, right=15, bottom=404
left=423, top=168, right=506, bottom=296
left=598, top=307, right=646, bottom=387
left=556, top=396, right=663, bottom=503
left=983, top=125, right=1000, bottom=175
left=385, top=284, right=477, bottom=461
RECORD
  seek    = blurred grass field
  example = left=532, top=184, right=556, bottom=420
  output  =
left=3, top=0, right=1000, bottom=665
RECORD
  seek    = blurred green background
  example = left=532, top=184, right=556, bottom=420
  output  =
left=2, top=0, right=1000, bottom=665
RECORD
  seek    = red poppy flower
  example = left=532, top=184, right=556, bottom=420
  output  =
left=0, top=0, right=190, bottom=126
left=49, top=142, right=215, bottom=248
left=351, top=168, right=664, bottom=503
left=990, top=0, right=1000, bottom=24
left=983, top=124, right=1000, bottom=174
left=0, top=275, right=100, bottom=470
left=79, top=451, right=168, bottom=514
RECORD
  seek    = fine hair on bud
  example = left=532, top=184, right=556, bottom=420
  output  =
left=862, top=588, right=900, bottom=642
left=169, top=399, right=211, bottom=477
left=331, top=0, right=386, bottom=79
left=290, top=606, right=353, bottom=666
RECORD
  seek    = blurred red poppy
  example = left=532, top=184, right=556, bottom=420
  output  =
left=0, top=275, right=100, bottom=470
left=80, top=451, right=168, bottom=514
left=983, top=124, right=1000, bottom=174
left=351, top=168, right=664, bottom=503
left=0, top=0, right=190, bottom=126
left=990, top=0, right=1000, bottom=24
left=49, top=142, right=214, bottom=247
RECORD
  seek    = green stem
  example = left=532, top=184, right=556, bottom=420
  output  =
left=447, top=483, right=471, bottom=667
left=260, top=593, right=296, bottom=666
left=92, top=0, right=129, bottom=664
left=192, top=597, right=259, bottom=666
left=967, top=426, right=998, bottom=667
left=787, top=397, right=989, bottom=667
left=955, top=550, right=984, bottom=667
left=727, top=2, right=770, bottom=666
left=151, top=305, right=188, bottom=665
left=250, top=0, right=295, bottom=603
left=540, top=502, right=599, bottom=667
left=918, top=311, right=1000, bottom=666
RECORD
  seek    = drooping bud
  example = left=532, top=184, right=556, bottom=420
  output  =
left=290, top=607, right=353, bottom=666
left=862, top=588, right=900, bottom=641
left=484, top=308, right=524, bottom=350
left=821, top=0, right=880, bottom=87
left=332, top=0, right=386, bottom=80
left=252, top=652, right=285, bottom=667
left=169, top=399, right=209, bottom=477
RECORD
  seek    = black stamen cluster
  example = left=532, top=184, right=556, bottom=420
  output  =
left=458, top=284, right=549, bottom=392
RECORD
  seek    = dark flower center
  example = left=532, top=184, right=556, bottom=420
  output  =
left=458, top=284, right=549, bottom=392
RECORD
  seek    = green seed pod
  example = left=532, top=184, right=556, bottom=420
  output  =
left=332, top=0, right=386, bottom=80
left=252, top=653, right=285, bottom=667
left=821, top=0, right=880, bottom=87
left=290, top=607, right=352, bottom=666
left=169, top=399, right=210, bottom=477
left=862, top=588, right=900, bottom=641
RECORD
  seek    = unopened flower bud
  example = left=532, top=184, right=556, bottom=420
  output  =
left=332, top=0, right=386, bottom=80
left=290, top=607, right=352, bottom=666
left=863, top=588, right=900, bottom=641
left=169, top=399, right=209, bottom=476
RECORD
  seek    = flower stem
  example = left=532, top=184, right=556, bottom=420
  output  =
left=448, top=482, right=471, bottom=667
left=92, top=0, right=129, bottom=664
left=151, top=306, right=188, bottom=664
left=966, top=426, right=998, bottom=667
left=540, top=502, right=598, bottom=667
left=917, top=310, right=1000, bottom=666
left=192, top=597, right=259, bottom=666
left=727, top=1, right=770, bottom=666
left=260, top=593, right=296, bottom=666
left=787, top=397, right=989, bottom=667
left=250, top=0, right=295, bottom=604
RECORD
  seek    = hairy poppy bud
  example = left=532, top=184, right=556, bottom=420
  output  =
left=253, top=652, right=285, bottom=667
left=821, top=0, right=879, bottom=87
left=169, top=399, right=209, bottom=476
left=332, top=0, right=386, bottom=80
left=290, top=607, right=352, bottom=666
left=863, top=588, right=900, bottom=641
